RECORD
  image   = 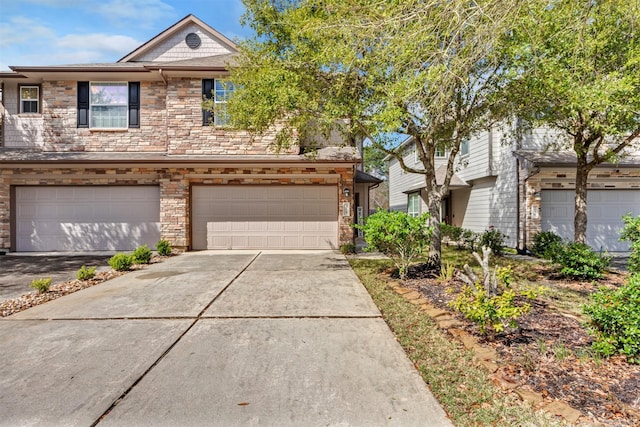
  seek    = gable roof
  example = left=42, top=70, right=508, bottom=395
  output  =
left=119, top=14, right=237, bottom=63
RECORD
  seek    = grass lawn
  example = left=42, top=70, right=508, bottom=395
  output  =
left=349, top=256, right=566, bottom=427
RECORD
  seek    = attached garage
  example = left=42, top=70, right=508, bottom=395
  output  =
left=192, top=185, right=338, bottom=250
left=541, top=189, right=640, bottom=252
left=15, top=186, right=161, bottom=252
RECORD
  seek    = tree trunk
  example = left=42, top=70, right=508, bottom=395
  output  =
left=574, top=154, right=590, bottom=244
left=427, top=190, right=443, bottom=272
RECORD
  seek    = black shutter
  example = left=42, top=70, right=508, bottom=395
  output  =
left=202, top=79, right=214, bottom=126
left=128, top=82, right=140, bottom=128
left=77, top=82, right=89, bottom=128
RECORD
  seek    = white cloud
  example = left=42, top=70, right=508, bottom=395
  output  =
left=0, top=16, right=56, bottom=47
left=56, top=34, right=140, bottom=57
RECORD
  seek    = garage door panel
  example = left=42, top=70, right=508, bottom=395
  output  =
left=192, top=186, right=338, bottom=250
left=16, top=187, right=160, bottom=252
left=542, top=189, right=640, bottom=252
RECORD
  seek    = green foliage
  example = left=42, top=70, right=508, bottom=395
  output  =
left=461, top=229, right=479, bottom=251
left=76, top=265, right=96, bottom=281
left=109, top=253, right=134, bottom=271
left=356, top=210, right=432, bottom=279
left=156, top=239, right=172, bottom=256
left=340, top=243, right=356, bottom=255
left=620, top=214, right=640, bottom=273
left=30, top=277, right=52, bottom=294
left=496, top=265, right=514, bottom=287
left=584, top=275, right=640, bottom=364
left=132, top=245, right=152, bottom=264
left=555, top=242, right=610, bottom=280
left=530, top=231, right=564, bottom=261
left=449, top=286, right=538, bottom=334
left=479, top=228, right=506, bottom=257
left=441, top=223, right=463, bottom=243
left=436, top=263, right=455, bottom=284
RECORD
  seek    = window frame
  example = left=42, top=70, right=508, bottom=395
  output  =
left=460, top=139, right=470, bottom=157
left=89, top=81, right=129, bottom=129
left=407, top=192, right=421, bottom=217
left=19, top=85, right=40, bottom=114
left=202, top=78, right=234, bottom=127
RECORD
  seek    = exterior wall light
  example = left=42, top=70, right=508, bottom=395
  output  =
left=343, top=187, right=351, bottom=197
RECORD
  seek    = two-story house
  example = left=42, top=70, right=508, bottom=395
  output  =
left=0, top=15, right=379, bottom=252
left=388, top=126, right=640, bottom=252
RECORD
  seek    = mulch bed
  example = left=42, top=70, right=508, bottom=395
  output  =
left=0, top=255, right=172, bottom=318
left=401, top=264, right=640, bottom=427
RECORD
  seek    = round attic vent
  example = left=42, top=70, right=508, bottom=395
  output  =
left=185, top=32, right=201, bottom=49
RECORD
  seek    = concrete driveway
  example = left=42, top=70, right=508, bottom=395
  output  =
left=0, top=250, right=452, bottom=427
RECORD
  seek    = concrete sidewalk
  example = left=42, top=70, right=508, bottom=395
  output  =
left=0, top=250, right=452, bottom=426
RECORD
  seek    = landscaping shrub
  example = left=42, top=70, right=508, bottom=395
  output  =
left=355, top=210, right=432, bottom=279
left=530, top=230, right=563, bottom=260
left=555, top=242, right=610, bottom=280
left=132, top=245, right=152, bottom=264
left=461, top=229, right=479, bottom=251
left=620, top=214, right=640, bottom=273
left=109, top=253, right=134, bottom=271
left=156, top=239, right=172, bottom=256
left=584, top=274, right=640, bottom=364
left=340, top=243, right=356, bottom=254
left=479, top=228, right=506, bottom=256
left=30, top=278, right=52, bottom=293
left=76, top=265, right=96, bottom=281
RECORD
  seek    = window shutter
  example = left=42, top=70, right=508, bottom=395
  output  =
left=202, top=79, right=214, bottom=126
left=128, top=82, right=140, bottom=128
left=77, top=82, right=89, bottom=128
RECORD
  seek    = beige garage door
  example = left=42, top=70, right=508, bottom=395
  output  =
left=192, top=186, right=338, bottom=249
left=15, top=186, right=161, bottom=252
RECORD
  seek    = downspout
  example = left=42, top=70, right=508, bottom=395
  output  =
left=487, top=127, right=493, bottom=176
left=158, top=69, right=168, bottom=85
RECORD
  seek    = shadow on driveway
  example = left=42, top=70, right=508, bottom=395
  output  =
left=0, top=254, right=113, bottom=301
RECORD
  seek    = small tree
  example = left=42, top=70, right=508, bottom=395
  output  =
left=620, top=214, right=640, bottom=274
left=357, top=211, right=432, bottom=280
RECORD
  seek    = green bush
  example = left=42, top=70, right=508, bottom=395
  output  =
left=31, top=277, right=52, bottom=293
left=620, top=214, right=640, bottom=273
left=584, top=274, right=640, bottom=364
left=530, top=231, right=564, bottom=260
left=156, top=239, right=172, bottom=256
left=132, top=245, right=152, bottom=264
left=109, top=253, right=134, bottom=271
left=449, top=286, right=540, bottom=334
left=76, top=265, right=96, bottom=281
left=355, top=210, right=432, bottom=279
left=479, top=228, right=506, bottom=257
left=340, top=243, right=356, bottom=254
left=555, top=242, right=611, bottom=280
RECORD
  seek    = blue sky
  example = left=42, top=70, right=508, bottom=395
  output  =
left=0, top=0, right=254, bottom=71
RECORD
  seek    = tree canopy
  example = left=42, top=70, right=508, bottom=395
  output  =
left=512, top=0, right=640, bottom=243
left=223, top=0, right=524, bottom=268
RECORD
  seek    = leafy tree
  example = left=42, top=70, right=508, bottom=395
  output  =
left=223, top=0, right=523, bottom=270
left=356, top=210, right=432, bottom=279
left=511, top=1, right=640, bottom=244
left=362, top=143, right=387, bottom=178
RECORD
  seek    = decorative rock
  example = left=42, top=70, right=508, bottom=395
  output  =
left=542, top=400, right=583, bottom=423
left=514, top=388, right=544, bottom=405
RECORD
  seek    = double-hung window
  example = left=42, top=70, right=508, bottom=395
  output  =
left=20, top=86, right=39, bottom=113
left=460, top=139, right=470, bottom=157
left=202, top=79, right=234, bottom=126
left=77, top=82, right=140, bottom=129
left=407, top=192, right=421, bottom=217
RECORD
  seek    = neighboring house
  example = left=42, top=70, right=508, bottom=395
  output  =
left=0, top=15, right=380, bottom=252
left=388, top=127, right=640, bottom=252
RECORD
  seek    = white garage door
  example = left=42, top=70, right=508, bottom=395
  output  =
left=542, top=190, right=640, bottom=252
left=192, top=186, right=338, bottom=250
left=16, top=186, right=161, bottom=252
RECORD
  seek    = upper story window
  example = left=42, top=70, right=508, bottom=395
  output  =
left=203, top=79, right=234, bottom=126
left=435, top=146, right=445, bottom=158
left=77, top=81, right=140, bottom=129
left=20, top=86, right=39, bottom=113
left=415, top=145, right=446, bottom=162
left=460, top=139, right=470, bottom=157
left=407, top=192, right=421, bottom=217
